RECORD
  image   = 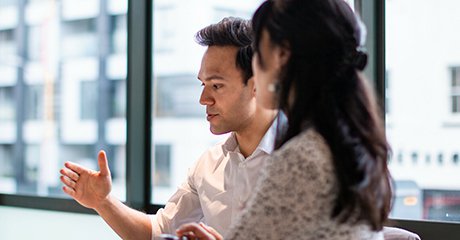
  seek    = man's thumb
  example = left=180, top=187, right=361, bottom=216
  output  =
left=98, top=150, right=110, bottom=176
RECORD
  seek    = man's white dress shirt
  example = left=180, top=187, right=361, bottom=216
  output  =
left=150, top=118, right=278, bottom=239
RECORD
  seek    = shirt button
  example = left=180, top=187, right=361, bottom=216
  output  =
left=239, top=162, right=246, bottom=168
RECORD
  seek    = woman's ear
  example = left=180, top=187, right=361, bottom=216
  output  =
left=274, top=43, right=291, bottom=69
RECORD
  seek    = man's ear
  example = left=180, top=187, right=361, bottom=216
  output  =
left=247, top=76, right=257, bottom=96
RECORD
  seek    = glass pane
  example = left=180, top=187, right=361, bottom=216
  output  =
left=453, top=67, right=460, bottom=87
left=0, top=86, right=15, bottom=121
left=151, top=0, right=264, bottom=204
left=0, top=0, right=128, bottom=200
left=453, top=96, right=460, bottom=113
left=386, top=0, right=460, bottom=222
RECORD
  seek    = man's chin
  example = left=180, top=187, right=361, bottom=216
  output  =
left=210, top=127, right=230, bottom=135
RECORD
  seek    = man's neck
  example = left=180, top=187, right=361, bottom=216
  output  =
left=235, top=109, right=278, bottom=158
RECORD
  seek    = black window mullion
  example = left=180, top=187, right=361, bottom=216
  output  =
left=358, top=0, right=385, bottom=110
left=126, top=0, right=152, bottom=211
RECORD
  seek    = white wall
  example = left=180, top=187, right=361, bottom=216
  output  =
left=0, top=206, right=119, bottom=240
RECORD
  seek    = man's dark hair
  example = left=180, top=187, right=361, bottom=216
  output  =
left=195, top=17, right=253, bottom=84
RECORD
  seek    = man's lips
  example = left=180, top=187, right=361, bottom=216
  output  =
left=206, top=113, right=218, bottom=121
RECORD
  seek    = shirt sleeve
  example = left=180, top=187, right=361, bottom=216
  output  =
left=225, top=132, right=337, bottom=240
left=150, top=159, right=204, bottom=240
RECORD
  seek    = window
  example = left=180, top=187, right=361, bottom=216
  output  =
left=80, top=81, right=97, bottom=120
left=0, top=0, right=127, bottom=202
left=25, top=84, right=44, bottom=120
left=110, top=14, right=127, bottom=54
left=453, top=153, right=459, bottom=165
left=153, top=144, right=171, bottom=187
left=0, top=29, right=15, bottom=57
left=155, top=75, right=203, bottom=118
left=0, top=86, right=14, bottom=121
left=0, top=145, right=14, bottom=193
left=61, top=18, right=98, bottom=59
left=108, top=79, right=126, bottom=118
left=386, top=0, right=460, bottom=223
left=451, top=67, right=460, bottom=113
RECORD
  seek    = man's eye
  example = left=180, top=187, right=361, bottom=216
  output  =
left=213, top=84, right=223, bottom=89
left=200, top=82, right=205, bottom=87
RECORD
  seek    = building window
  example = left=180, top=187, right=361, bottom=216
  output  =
left=155, top=75, right=203, bottom=118
left=0, top=145, right=14, bottom=184
left=0, top=29, right=15, bottom=57
left=109, top=79, right=126, bottom=118
left=110, top=14, right=127, bottom=54
left=154, top=144, right=171, bottom=187
left=397, top=151, right=403, bottom=164
left=451, top=67, right=460, bottom=113
left=25, top=84, right=44, bottom=120
left=61, top=18, right=98, bottom=59
left=411, top=152, right=418, bottom=164
left=26, top=25, right=43, bottom=61
left=438, top=153, right=444, bottom=165
left=425, top=154, right=431, bottom=164
left=80, top=80, right=97, bottom=120
left=0, top=86, right=15, bottom=121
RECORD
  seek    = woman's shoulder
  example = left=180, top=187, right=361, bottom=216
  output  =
left=277, top=128, right=331, bottom=158
left=267, top=128, right=334, bottom=177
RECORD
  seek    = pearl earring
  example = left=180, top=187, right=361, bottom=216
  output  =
left=267, top=83, right=279, bottom=92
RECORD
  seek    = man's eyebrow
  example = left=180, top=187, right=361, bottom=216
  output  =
left=197, top=75, right=225, bottom=81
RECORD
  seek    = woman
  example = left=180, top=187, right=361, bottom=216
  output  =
left=177, top=0, right=392, bottom=239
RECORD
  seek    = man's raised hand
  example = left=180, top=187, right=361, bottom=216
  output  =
left=60, top=150, right=112, bottom=210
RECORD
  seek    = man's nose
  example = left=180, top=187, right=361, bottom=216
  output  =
left=199, top=87, right=214, bottom=106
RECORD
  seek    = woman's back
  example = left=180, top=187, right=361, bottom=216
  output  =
left=226, top=129, right=384, bottom=240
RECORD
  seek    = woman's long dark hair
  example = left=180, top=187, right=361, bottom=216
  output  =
left=252, top=0, right=392, bottom=231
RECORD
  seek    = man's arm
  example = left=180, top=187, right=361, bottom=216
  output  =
left=60, top=151, right=152, bottom=240
left=94, top=195, right=152, bottom=240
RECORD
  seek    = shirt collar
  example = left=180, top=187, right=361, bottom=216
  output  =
left=222, top=113, right=287, bottom=156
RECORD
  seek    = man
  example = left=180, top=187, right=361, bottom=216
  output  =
left=59, top=17, right=279, bottom=240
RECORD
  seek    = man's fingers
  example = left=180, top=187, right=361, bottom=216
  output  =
left=62, top=185, right=76, bottom=197
left=64, top=161, right=86, bottom=175
left=98, top=150, right=111, bottom=177
left=60, top=168, right=79, bottom=182
left=60, top=175, right=76, bottom=189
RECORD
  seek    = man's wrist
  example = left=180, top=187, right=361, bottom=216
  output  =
left=94, top=194, right=116, bottom=213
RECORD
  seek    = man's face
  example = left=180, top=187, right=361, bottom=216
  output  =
left=198, top=46, right=256, bottom=135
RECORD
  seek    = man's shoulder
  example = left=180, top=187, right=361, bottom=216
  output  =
left=194, top=135, right=232, bottom=168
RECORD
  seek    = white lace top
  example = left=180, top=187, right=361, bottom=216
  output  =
left=225, top=129, right=383, bottom=240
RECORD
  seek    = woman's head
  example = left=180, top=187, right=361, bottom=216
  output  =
left=252, top=0, right=367, bottom=112
left=252, top=0, right=391, bottom=231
